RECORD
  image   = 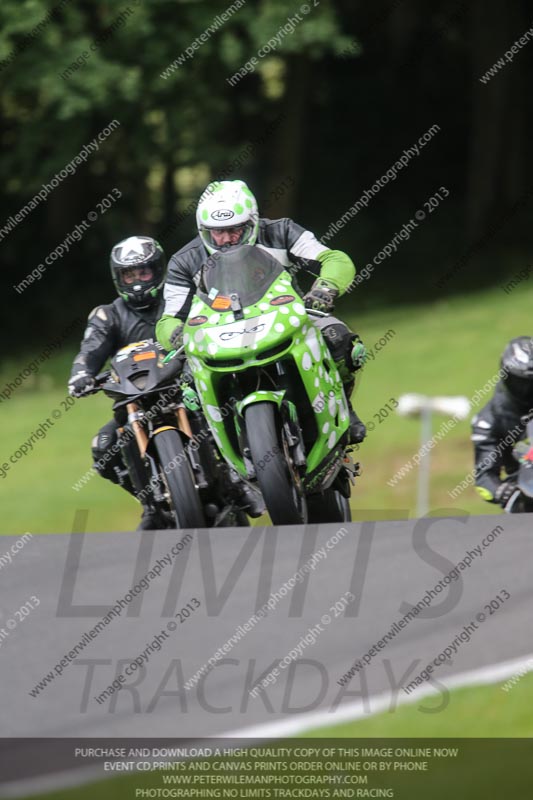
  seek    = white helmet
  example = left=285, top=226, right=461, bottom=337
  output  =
left=196, top=179, right=259, bottom=254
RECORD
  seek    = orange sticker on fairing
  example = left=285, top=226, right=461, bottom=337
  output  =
left=133, top=352, right=156, bottom=362
left=212, top=295, right=232, bottom=310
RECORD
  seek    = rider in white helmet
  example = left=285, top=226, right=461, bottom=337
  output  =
left=196, top=180, right=259, bottom=253
left=156, top=179, right=366, bottom=444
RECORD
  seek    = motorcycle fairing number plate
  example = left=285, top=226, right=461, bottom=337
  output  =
left=211, top=311, right=277, bottom=349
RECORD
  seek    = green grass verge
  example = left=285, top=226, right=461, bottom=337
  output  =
left=306, top=671, right=533, bottom=737
left=1, top=281, right=530, bottom=533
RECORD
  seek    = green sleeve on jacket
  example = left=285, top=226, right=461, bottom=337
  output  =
left=156, top=314, right=183, bottom=351
left=316, top=249, right=356, bottom=295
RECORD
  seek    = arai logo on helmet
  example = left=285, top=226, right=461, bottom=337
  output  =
left=211, top=209, right=234, bottom=221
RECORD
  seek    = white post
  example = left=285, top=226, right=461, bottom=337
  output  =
left=397, top=394, right=471, bottom=518
left=417, top=406, right=432, bottom=517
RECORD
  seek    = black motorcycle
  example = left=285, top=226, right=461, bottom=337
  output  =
left=508, top=414, right=533, bottom=513
left=91, top=340, right=249, bottom=528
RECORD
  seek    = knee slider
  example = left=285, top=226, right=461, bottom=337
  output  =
left=351, top=336, right=367, bottom=370
left=91, top=427, right=120, bottom=481
left=92, top=431, right=110, bottom=459
left=321, top=322, right=352, bottom=362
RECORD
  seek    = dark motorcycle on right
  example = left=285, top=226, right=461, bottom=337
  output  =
left=508, top=414, right=533, bottom=512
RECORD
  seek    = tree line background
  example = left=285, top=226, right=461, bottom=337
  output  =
left=0, top=0, right=531, bottom=351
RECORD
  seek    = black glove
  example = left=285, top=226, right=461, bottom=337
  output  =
left=494, top=482, right=520, bottom=509
left=169, top=323, right=184, bottom=349
left=68, top=370, right=95, bottom=398
left=303, top=281, right=339, bottom=314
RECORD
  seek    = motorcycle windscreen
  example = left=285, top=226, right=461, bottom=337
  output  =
left=202, top=244, right=284, bottom=307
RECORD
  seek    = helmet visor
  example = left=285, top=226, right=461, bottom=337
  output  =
left=120, top=265, right=154, bottom=286
left=201, top=222, right=253, bottom=250
left=504, top=373, right=533, bottom=405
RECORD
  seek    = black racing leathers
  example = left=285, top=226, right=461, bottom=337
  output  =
left=70, top=297, right=165, bottom=381
left=472, top=382, right=530, bottom=501
left=70, top=297, right=165, bottom=491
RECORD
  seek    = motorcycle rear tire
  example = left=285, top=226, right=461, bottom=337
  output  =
left=307, top=489, right=351, bottom=522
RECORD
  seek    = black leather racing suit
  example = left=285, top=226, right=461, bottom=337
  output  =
left=472, top=382, right=529, bottom=502
left=70, top=297, right=164, bottom=489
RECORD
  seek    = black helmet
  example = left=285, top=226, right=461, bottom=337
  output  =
left=501, top=336, right=533, bottom=405
left=110, top=236, right=166, bottom=308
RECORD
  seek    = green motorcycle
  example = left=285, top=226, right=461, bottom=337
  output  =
left=181, top=244, right=359, bottom=525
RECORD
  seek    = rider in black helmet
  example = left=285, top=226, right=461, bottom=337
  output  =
left=472, top=336, right=533, bottom=513
left=68, top=236, right=168, bottom=529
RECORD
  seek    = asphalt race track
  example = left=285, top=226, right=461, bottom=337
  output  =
left=1, top=513, right=532, bottom=789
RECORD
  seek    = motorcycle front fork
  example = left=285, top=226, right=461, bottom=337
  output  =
left=117, top=428, right=166, bottom=504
